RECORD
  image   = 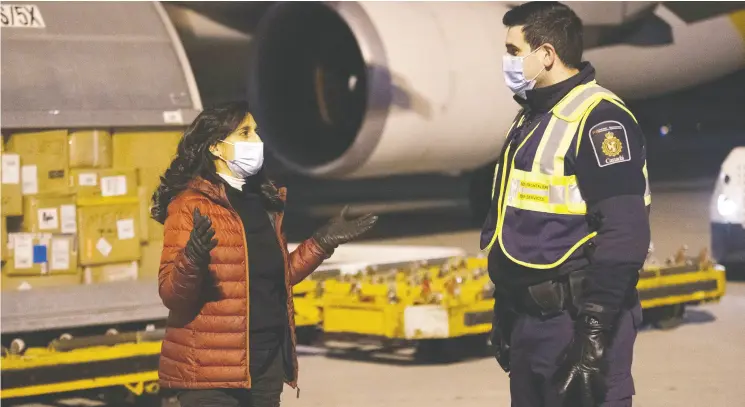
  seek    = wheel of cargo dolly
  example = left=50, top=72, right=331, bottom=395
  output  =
left=414, top=338, right=461, bottom=363
left=295, top=326, right=322, bottom=346
left=646, top=304, right=686, bottom=330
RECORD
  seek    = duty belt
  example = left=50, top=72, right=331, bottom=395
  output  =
left=516, top=277, right=577, bottom=319
left=515, top=271, right=638, bottom=319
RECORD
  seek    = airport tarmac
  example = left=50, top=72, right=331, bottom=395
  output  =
left=273, top=177, right=745, bottom=407
left=7, top=178, right=745, bottom=407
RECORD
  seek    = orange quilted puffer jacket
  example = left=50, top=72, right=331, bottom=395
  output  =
left=157, top=177, right=328, bottom=391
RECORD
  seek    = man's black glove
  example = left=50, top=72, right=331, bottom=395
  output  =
left=312, top=206, right=378, bottom=253
left=184, top=208, right=218, bottom=268
left=554, top=314, right=612, bottom=407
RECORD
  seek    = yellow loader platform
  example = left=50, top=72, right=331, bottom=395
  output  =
left=1, top=247, right=726, bottom=401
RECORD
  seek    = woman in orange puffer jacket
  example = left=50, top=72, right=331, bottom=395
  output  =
left=150, top=101, right=377, bottom=407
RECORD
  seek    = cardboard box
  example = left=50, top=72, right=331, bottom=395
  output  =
left=139, top=240, right=164, bottom=280
left=1, top=216, right=6, bottom=262
left=2, top=185, right=23, bottom=216
left=2, top=272, right=81, bottom=291
left=2, top=217, right=21, bottom=263
left=112, top=131, right=182, bottom=172
left=22, top=194, right=77, bottom=234
left=0, top=216, right=22, bottom=263
left=69, top=130, right=113, bottom=169
left=4, top=233, right=78, bottom=276
left=82, top=261, right=138, bottom=284
left=1, top=153, right=23, bottom=216
left=78, top=200, right=141, bottom=266
left=70, top=168, right=138, bottom=202
left=138, top=170, right=166, bottom=242
left=7, top=130, right=70, bottom=195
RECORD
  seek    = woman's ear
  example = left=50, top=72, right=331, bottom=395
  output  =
left=208, top=143, right=221, bottom=159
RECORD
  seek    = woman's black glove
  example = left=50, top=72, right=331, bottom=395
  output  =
left=184, top=208, right=218, bottom=268
left=312, top=206, right=378, bottom=253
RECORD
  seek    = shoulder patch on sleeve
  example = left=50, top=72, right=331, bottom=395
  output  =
left=588, top=120, right=631, bottom=167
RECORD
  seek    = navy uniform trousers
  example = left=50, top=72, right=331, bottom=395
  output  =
left=508, top=302, right=643, bottom=407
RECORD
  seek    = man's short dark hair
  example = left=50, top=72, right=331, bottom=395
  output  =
left=503, top=2, right=583, bottom=69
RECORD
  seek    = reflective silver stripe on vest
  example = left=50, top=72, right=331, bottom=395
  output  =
left=642, top=162, right=652, bottom=204
left=568, top=183, right=584, bottom=204
left=539, top=118, right=571, bottom=175
left=556, top=84, right=615, bottom=118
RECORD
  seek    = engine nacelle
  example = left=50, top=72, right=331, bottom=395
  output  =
left=248, top=1, right=516, bottom=179
left=247, top=1, right=745, bottom=179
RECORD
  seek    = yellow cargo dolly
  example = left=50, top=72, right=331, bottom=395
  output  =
left=1, top=337, right=162, bottom=401
left=0, top=248, right=726, bottom=400
left=316, top=248, right=726, bottom=360
left=292, top=278, right=323, bottom=328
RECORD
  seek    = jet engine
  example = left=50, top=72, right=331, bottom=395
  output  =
left=247, top=1, right=516, bottom=179
left=246, top=1, right=745, bottom=180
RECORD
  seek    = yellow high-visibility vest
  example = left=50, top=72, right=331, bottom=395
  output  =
left=482, top=81, right=651, bottom=269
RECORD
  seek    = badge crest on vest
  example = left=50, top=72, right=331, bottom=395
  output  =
left=601, top=132, right=623, bottom=157
left=589, top=120, right=631, bottom=167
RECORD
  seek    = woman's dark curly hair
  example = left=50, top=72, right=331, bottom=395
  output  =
left=151, top=101, right=283, bottom=224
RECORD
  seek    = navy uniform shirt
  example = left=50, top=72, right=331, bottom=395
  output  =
left=485, top=62, right=650, bottom=315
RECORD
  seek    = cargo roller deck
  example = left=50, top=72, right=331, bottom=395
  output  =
left=1, top=244, right=467, bottom=335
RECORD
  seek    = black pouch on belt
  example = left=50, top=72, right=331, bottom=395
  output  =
left=567, top=269, right=587, bottom=316
left=526, top=280, right=567, bottom=318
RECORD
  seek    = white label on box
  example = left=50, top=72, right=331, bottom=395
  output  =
left=116, top=218, right=135, bottom=240
left=78, top=173, right=97, bottom=186
left=101, top=175, right=127, bottom=197
left=51, top=238, right=70, bottom=270
left=13, top=233, right=33, bottom=269
left=163, top=110, right=184, bottom=124
left=60, top=204, right=77, bottom=233
left=37, top=208, right=59, bottom=230
left=96, top=237, right=112, bottom=257
left=105, top=262, right=138, bottom=282
left=2, top=153, right=20, bottom=184
left=21, top=165, right=38, bottom=195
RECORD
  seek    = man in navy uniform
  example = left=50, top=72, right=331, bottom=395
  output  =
left=481, top=2, right=651, bottom=406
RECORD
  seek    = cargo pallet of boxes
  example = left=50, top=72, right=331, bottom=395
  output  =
left=0, top=129, right=182, bottom=291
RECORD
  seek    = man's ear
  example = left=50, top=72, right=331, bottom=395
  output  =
left=542, top=44, right=558, bottom=69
